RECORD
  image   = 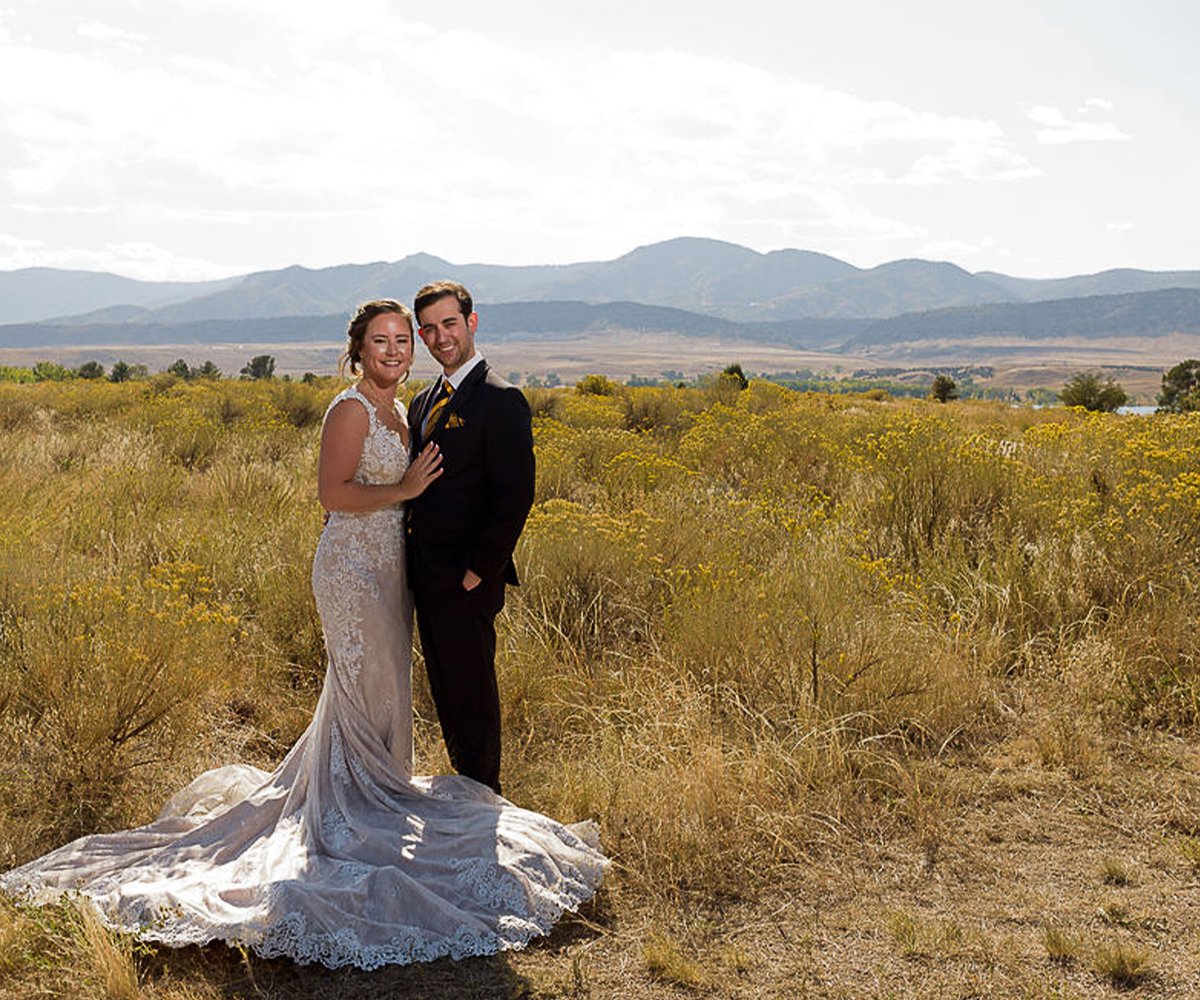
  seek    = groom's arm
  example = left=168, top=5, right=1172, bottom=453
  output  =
left=466, top=385, right=535, bottom=584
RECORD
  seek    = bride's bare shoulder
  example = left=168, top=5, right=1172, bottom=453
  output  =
left=321, top=395, right=370, bottom=439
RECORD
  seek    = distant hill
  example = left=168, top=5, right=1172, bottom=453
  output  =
left=976, top=268, right=1200, bottom=303
left=844, top=287, right=1200, bottom=348
left=750, top=259, right=1020, bottom=320
left=0, top=314, right=341, bottom=349
left=0, top=300, right=862, bottom=352
left=0, top=268, right=239, bottom=324
left=4, top=289, right=1200, bottom=358
left=541, top=237, right=775, bottom=311
left=124, top=240, right=1016, bottom=323
left=3, top=238, right=1200, bottom=350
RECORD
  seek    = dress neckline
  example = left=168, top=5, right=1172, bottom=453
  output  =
left=347, top=384, right=409, bottom=448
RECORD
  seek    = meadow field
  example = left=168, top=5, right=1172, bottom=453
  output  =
left=0, top=374, right=1198, bottom=998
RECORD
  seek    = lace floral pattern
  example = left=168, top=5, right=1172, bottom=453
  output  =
left=313, top=386, right=409, bottom=686
left=328, top=723, right=350, bottom=783
left=0, top=385, right=609, bottom=969
left=450, top=857, right=529, bottom=912
left=320, top=806, right=352, bottom=849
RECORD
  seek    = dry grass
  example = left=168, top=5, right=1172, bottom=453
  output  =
left=1179, top=836, right=1200, bottom=870
left=79, top=900, right=142, bottom=1000
left=1091, top=940, right=1152, bottom=988
left=641, top=929, right=705, bottom=987
left=1, top=378, right=1199, bottom=997
left=1042, top=924, right=1081, bottom=965
left=1099, top=856, right=1132, bottom=886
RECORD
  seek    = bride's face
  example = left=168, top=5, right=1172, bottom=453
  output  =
left=359, top=312, right=414, bottom=387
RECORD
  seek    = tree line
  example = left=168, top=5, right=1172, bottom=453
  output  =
left=4, top=354, right=1200, bottom=413
left=926, top=358, right=1200, bottom=413
left=0, top=355, right=300, bottom=384
left=1054, top=359, right=1200, bottom=413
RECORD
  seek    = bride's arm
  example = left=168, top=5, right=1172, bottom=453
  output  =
left=318, top=400, right=442, bottom=512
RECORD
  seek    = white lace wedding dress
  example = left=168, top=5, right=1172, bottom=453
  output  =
left=0, top=385, right=607, bottom=969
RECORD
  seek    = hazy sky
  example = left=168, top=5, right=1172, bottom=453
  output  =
left=1, top=0, right=1197, bottom=281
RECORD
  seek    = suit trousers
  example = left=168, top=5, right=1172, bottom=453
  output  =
left=413, top=578, right=506, bottom=795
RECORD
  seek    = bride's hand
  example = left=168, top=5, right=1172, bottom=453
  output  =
left=398, top=442, right=443, bottom=500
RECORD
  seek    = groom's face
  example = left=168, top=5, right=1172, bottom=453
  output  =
left=417, top=294, right=478, bottom=375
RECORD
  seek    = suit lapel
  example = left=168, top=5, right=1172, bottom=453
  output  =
left=411, top=384, right=438, bottom=451
left=426, top=362, right=487, bottom=444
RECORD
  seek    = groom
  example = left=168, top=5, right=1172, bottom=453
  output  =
left=407, top=281, right=535, bottom=795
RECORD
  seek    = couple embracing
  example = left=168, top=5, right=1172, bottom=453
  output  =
left=1, top=282, right=607, bottom=970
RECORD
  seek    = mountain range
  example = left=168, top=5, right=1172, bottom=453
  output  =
left=3, top=237, right=1200, bottom=355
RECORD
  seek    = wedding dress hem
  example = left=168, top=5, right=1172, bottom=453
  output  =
left=0, top=385, right=609, bottom=970
left=4, top=819, right=604, bottom=969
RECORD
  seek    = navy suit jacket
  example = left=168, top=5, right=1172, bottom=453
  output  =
left=406, top=362, right=535, bottom=593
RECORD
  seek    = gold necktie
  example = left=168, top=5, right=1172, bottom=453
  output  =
left=422, top=381, right=453, bottom=436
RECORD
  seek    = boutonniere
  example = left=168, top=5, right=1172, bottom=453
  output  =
left=445, top=413, right=466, bottom=429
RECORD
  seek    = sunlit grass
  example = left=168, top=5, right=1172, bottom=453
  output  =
left=0, top=378, right=1198, bottom=993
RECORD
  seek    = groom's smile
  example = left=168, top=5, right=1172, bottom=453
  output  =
left=417, top=295, right=478, bottom=375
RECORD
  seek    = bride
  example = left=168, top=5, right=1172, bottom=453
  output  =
left=0, top=300, right=607, bottom=969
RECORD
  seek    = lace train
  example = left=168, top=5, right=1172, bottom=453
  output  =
left=1, top=386, right=607, bottom=967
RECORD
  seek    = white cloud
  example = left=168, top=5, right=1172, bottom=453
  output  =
left=0, top=36, right=435, bottom=208
left=1028, top=104, right=1130, bottom=145
left=0, top=231, right=43, bottom=252
left=11, top=202, right=114, bottom=215
left=902, top=143, right=1040, bottom=185
left=76, top=20, right=147, bottom=49
left=169, top=55, right=262, bottom=90
left=0, top=237, right=248, bottom=280
left=403, top=42, right=1033, bottom=186
left=918, top=235, right=1002, bottom=262
left=2, top=1, right=1182, bottom=279
left=2, top=14, right=1043, bottom=275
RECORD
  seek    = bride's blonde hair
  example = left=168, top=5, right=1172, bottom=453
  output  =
left=340, top=299, right=415, bottom=377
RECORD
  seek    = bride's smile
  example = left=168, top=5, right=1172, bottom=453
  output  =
left=359, top=313, right=413, bottom=389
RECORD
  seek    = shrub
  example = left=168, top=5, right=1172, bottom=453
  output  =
left=1060, top=371, right=1127, bottom=412
left=1157, top=357, right=1200, bottom=412
left=930, top=374, right=958, bottom=402
left=575, top=373, right=618, bottom=396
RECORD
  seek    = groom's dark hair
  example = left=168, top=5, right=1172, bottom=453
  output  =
left=414, top=281, right=473, bottom=322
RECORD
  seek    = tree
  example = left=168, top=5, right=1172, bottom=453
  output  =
left=195, top=360, right=221, bottom=380
left=1059, top=371, right=1127, bottom=412
left=1156, top=358, right=1200, bottom=413
left=721, top=363, right=750, bottom=390
left=240, top=355, right=275, bottom=380
left=31, top=360, right=73, bottom=381
left=166, top=358, right=192, bottom=379
left=930, top=374, right=958, bottom=403
left=75, top=360, right=105, bottom=380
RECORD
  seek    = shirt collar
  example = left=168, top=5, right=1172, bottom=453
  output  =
left=443, top=352, right=483, bottom=392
